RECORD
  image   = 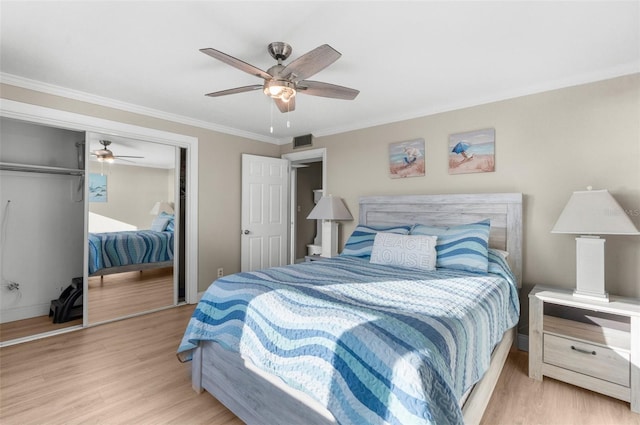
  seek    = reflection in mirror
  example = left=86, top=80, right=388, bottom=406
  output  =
left=87, top=135, right=176, bottom=324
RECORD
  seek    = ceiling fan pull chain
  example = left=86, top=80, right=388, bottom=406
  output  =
left=270, top=101, right=274, bottom=134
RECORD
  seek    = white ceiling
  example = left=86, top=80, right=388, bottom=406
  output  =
left=88, top=134, right=177, bottom=169
left=1, top=1, right=638, bottom=145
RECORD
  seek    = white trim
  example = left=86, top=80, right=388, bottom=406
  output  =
left=0, top=99, right=200, bottom=313
left=7, top=68, right=638, bottom=145
left=0, top=325, right=83, bottom=348
left=311, top=65, right=640, bottom=138
left=1, top=72, right=282, bottom=145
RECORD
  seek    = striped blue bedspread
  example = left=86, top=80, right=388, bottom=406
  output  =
left=178, top=254, right=519, bottom=425
left=88, top=230, right=174, bottom=275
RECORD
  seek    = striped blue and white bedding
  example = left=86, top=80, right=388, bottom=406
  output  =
left=178, top=254, right=519, bottom=425
left=88, top=230, right=174, bottom=275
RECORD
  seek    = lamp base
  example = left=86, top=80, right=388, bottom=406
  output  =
left=573, top=236, right=609, bottom=302
left=320, top=221, right=339, bottom=258
left=573, top=289, right=610, bottom=302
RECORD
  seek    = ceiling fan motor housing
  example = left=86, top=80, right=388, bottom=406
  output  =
left=267, top=42, right=292, bottom=61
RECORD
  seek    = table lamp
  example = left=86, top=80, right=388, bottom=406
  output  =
left=307, top=195, right=353, bottom=257
left=551, top=187, right=639, bottom=301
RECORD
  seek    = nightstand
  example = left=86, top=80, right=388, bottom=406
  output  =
left=529, top=285, right=639, bottom=413
left=304, top=255, right=326, bottom=262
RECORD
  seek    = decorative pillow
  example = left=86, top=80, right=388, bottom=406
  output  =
left=160, top=212, right=175, bottom=232
left=488, top=248, right=517, bottom=284
left=340, top=224, right=411, bottom=259
left=151, top=215, right=171, bottom=232
left=370, top=232, right=438, bottom=270
left=410, top=219, right=491, bottom=273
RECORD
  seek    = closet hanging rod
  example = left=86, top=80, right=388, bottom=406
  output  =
left=0, top=162, right=85, bottom=176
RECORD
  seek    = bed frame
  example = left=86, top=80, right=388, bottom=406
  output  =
left=191, top=193, right=523, bottom=425
left=89, top=261, right=173, bottom=277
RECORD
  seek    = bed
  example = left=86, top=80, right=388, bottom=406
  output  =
left=88, top=229, right=174, bottom=276
left=178, top=193, right=523, bottom=425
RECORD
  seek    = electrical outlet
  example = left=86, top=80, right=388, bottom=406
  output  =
left=217, top=268, right=224, bottom=277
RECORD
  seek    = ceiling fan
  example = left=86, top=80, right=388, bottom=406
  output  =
left=201, top=42, right=359, bottom=113
left=91, top=140, right=144, bottom=163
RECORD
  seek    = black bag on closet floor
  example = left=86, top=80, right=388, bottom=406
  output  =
left=49, top=277, right=83, bottom=323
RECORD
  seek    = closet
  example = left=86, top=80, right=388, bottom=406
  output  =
left=0, top=100, right=199, bottom=345
left=0, top=117, right=85, bottom=340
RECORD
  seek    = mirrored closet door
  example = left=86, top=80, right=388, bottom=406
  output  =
left=85, top=133, right=179, bottom=325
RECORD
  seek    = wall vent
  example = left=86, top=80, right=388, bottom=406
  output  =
left=293, top=134, right=313, bottom=149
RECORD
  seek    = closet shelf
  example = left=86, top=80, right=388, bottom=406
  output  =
left=0, top=162, right=84, bottom=176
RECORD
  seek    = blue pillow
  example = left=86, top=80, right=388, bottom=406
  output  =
left=410, top=219, right=491, bottom=273
left=159, top=212, right=175, bottom=232
left=340, top=224, right=411, bottom=259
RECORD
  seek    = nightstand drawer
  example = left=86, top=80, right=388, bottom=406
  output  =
left=543, top=333, right=630, bottom=387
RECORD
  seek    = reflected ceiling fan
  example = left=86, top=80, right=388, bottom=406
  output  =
left=91, top=140, right=144, bottom=163
left=201, top=42, right=359, bottom=112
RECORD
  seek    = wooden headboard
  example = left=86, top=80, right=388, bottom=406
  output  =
left=359, top=193, right=523, bottom=287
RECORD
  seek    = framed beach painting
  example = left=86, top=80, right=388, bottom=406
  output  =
left=448, top=128, right=495, bottom=174
left=389, top=138, right=425, bottom=179
left=89, top=173, right=107, bottom=202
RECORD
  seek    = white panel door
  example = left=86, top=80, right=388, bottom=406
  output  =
left=241, top=154, right=289, bottom=272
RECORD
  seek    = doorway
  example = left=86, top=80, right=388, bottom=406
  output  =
left=282, top=148, right=326, bottom=264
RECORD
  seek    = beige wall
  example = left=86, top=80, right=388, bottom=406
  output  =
left=88, top=162, right=173, bottom=229
left=282, top=74, right=640, bottom=314
left=3, top=74, right=639, bottom=313
left=1, top=83, right=281, bottom=293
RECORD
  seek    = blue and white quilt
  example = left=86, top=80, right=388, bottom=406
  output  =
left=178, top=254, right=519, bottom=425
left=88, top=230, right=174, bottom=275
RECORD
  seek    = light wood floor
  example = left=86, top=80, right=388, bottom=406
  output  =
left=0, top=268, right=173, bottom=343
left=87, top=267, right=174, bottom=324
left=1, top=305, right=638, bottom=425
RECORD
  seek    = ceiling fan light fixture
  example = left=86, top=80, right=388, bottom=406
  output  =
left=264, top=80, right=296, bottom=100
left=96, top=153, right=115, bottom=163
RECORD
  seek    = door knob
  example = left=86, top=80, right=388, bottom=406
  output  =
left=243, top=229, right=250, bottom=235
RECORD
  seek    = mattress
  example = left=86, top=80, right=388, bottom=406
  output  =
left=178, top=253, right=519, bottom=425
left=88, top=230, right=174, bottom=275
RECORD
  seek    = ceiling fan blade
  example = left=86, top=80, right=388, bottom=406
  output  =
left=114, top=155, right=144, bottom=159
left=205, top=85, right=264, bottom=97
left=114, top=157, right=138, bottom=164
left=281, top=44, right=341, bottom=82
left=200, top=48, right=272, bottom=80
left=274, top=96, right=296, bottom=113
left=297, top=80, right=359, bottom=100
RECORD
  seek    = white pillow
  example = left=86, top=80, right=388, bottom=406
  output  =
left=370, top=232, right=438, bottom=270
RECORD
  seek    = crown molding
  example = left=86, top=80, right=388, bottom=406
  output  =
left=0, top=73, right=284, bottom=145
left=313, top=63, right=640, bottom=138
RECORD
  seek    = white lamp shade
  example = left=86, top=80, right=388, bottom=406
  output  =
left=551, top=189, right=639, bottom=235
left=307, top=195, right=353, bottom=221
left=150, top=201, right=174, bottom=215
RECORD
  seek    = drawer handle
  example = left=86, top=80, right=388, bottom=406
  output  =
left=571, top=345, right=596, bottom=356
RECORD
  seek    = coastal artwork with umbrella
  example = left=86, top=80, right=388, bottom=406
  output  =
left=389, top=138, right=425, bottom=179
left=448, top=128, right=495, bottom=174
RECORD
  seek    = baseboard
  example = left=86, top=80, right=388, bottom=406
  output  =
left=0, top=302, right=50, bottom=324
left=517, top=333, right=529, bottom=351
